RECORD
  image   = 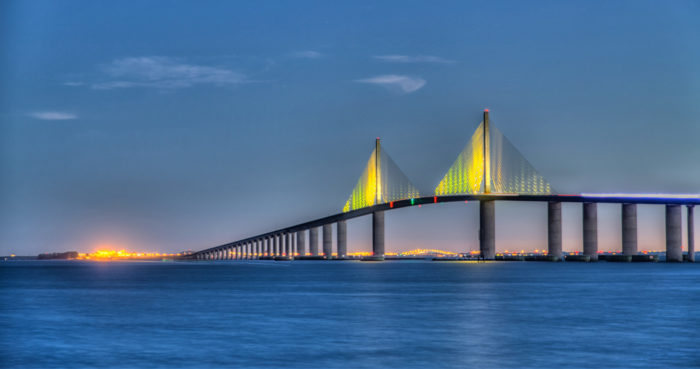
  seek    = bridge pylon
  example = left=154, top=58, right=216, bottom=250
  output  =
left=435, top=109, right=554, bottom=196
left=342, top=138, right=420, bottom=212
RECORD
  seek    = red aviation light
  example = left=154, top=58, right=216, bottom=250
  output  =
left=390, top=201, right=394, bottom=208
left=433, top=196, right=437, bottom=203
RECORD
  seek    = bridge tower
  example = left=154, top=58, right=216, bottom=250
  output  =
left=343, top=137, right=420, bottom=259
left=373, top=137, right=385, bottom=259
left=480, top=109, right=495, bottom=259
left=436, top=108, right=554, bottom=259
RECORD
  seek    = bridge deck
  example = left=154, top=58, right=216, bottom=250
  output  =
left=196, top=194, right=699, bottom=255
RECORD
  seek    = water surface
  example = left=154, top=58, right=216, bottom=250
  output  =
left=2, top=261, right=699, bottom=368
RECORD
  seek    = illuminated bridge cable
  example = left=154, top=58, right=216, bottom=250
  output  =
left=343, top=138, right=420, bottom=212
left=488, top=124, right=553, bottom=194
left=435, top=121, right=485, bottom=195
left=435, top=114, right=554, bottom=196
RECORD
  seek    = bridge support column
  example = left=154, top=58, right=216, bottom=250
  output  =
left=309, top=228, right=319, bottom=256
left=254, top=240, right=259, bottom=259
left=548, top=202, right=562, bottom=260
left=373, top=211, right=385, bottom=258
left=688, top=206, right=695, bottom=262
left=622, top=204, right=637, bottom=256
left=286, top=233, right=292, bottom=257
left=323, top=224, right=333, bottom=259
left=479, top=200, right=495, bottom=260
left=291, top=233, right=296, bottom=257
left=666, top=204, right=682, bottom=262
left=282, top=234, right=287, bottom=256
left=275, top=234, right=282, bottom=257
left=337, top=220, right=347, bottom=259
left=297, top=231, right=306, bottom=256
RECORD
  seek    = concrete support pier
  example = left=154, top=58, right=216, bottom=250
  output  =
left=337, top=220, right=347, bottom=259
left=688, top=206, right=695, bottom=262
left=548, top=202, right=563, bottom=259
left=272, top=235, right=279, bottom=257
left=373, top=211, right=385, bottom=258
left=322, top=224, right=332, bottom=258
left=622, top=204, right=637, bottom=256
left=296, top=231, right=306, bottom=257
left=666, top=204, right=682, bottom=262
left=286, top=233, right=293, bottom=257
left=309, top=228, right=319, bottom=256
left=479, top=200, right=495, bottom=260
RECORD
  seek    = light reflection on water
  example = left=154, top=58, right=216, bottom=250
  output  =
left=1, top=261, right=699, bottom=369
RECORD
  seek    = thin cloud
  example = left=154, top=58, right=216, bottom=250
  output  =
left=356, top=75, right=426, bottom=94
left=373, top=55, right=455, bottom=64
left=63, top=81, right=85, bottom=87
left=30, top=111, right=78, bottom=120
left=92, top=56, right=247, bottom=90
left=290, top=50, right=323, bottom=59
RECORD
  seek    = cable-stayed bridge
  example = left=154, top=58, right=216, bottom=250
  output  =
left=192, top=110, right=698, bottom=262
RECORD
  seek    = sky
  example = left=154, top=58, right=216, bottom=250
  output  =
left=1, top=0, right=699, bottom=256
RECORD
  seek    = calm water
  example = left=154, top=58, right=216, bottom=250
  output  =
left=1, top=260, right=699, bottom=369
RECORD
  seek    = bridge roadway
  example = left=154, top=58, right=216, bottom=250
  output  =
left=192, top=194, right=699, bottom=262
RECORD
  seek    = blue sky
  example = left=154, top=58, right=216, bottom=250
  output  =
left=1, top=0, right=699, bottom=255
